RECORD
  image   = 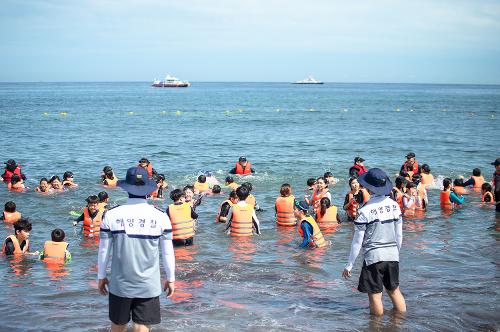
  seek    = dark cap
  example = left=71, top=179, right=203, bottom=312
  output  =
left=491, top=158, right=500, bottom=166
left=239, top=156, right=247, bottom=162
left=138, top=157, right=149, bottom=164
left=406, top=152, right=416, bottom=159
left=117, top=167, right=157, bottom=196
left=4, top=159, right=16, bottom=166
left=294, top=200, right=309, bottom=212
left=354, top=157, right=365, bottom=163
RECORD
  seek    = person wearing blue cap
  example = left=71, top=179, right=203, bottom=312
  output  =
left=97, top=166, right=176, bottom=331
left=342, top=168, right=406, bottom=316
left=294, top=201, right=327, bottom=248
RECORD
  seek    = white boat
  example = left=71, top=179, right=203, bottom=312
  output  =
left=293, top=76, right=324, bottom=84
left=152, top=74, right=190, bottom=88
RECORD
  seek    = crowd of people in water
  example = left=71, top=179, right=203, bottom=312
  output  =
left=1, top=154, right=499, bottom=258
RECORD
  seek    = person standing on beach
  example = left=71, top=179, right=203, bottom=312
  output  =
left=98, top=167, right=175, bottom=332
left=342, top=168, right=406, bottom=316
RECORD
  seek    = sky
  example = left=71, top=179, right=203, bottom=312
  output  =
left=1, top=0, right=500, bottom=83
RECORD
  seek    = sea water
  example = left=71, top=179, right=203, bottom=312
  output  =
left=0, top=82, right=499, bottom=331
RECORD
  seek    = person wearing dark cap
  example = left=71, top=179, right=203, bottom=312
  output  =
left=400, top=152, right=420, bottom=179
left=342, top=168, right=406, bottom=316
left=1, top=159, right=26, bottom=184
left=138, top=157, right=159, bottom=179
left=97, top=167, right=175, bottom=331
left=294, top=200, right=327, bottom=248
left=491, top=158, right=500, bottom=212
left=229, top=156, right=255, bottom=175
left=349, top=157, right=367, bottom=179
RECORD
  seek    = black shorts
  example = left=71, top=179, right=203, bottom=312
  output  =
left=109, top=293, right=160, bottom=325
left=173, top=237, right=193, bottom=247
left=358, top=261, right=400, bottom=294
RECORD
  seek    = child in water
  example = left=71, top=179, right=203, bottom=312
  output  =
left=183, top=185, right=203, bottom=210
left=150, top=174, right=167, bottom=199
left=294, top=201, right=328, bottom=248
left=481, top=183, right=495, bottom=205
left=194, top=174, right=210, bottom=194
left=62, top=171, right=78, bottom=188
left=35, top=177, right=52, bottom=194
left=316, top=197, right=340, bottom=229
left=275, top=183, right=297, bottom=226
left=463, top=168, right=485, bottom=190
left=49, top=175, right=64, bottom=192
left=216, top=190, right=238, bottom=223
left=98, top=191, right=109, bottom=211
left=166, top=189, right=198, bottom=246
left=40, top=228, right=71, bottom=262
left=225, top=176, right=239, bottom=190
left=2, top=201, right=22, bottom=223
left=2, top=218, right=38, bottom=255
left=440, top=178, right=465, bottom=209
left=8, top=174, right=25, bottom=192
left=323, top=171, right=337, bottom=186
left=73, top=195, right=103, bottom=238
left=101, top=166, right=118, bottom=187
left=453, top=178, right=469, bottom=195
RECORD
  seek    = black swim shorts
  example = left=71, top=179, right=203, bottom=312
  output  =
left=109, top=293, right=160, bottom=325
left=358, top=261, right=400, bottom=294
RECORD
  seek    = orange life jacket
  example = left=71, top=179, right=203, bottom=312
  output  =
left=245, top=194, right=256, bottom=207
left=392, top=187, right=404, bottom=211
left=235, top=162, right=252, bottom=175
left=311, top=190, right=329, bottom=209
left=137, top=163, right=153, bottom=178
left=230, top=204, right=254, bottom=237
left=316, top=205, right=338, bottom=229
left=194, top=181, right=210, bottom=192
left=43, top=241, right=68, bottom=260
left=346, top=189, right=370, bottom=219
left=227, top=182, right=239, bottom=190
left=440, top=190, right=453, bottom=209
left=402, top=160, right=419, bottom=175
left=83, top=207, right=103, bottom=238
left=420, top=173, right=434, bottom=186
left=3, top=211, right=21, bottom=223
left=403, top=196, right=417, bottom=216
left=297, top=216, right=327, bottom=248
left=2, top=166, right=22, bottom=184
left=104, top=175, right=118, bottom=187
left=275, top=195, right=296, bottom=226
left=2, top=235, right=29, bottom=255
left=169, top=203, right=195, bottom=240
left=216, top=199, right=233, bottom=223
left=472, top=176, right=484, bottom=189
left=453, top=186, right=467, bottom=195
left=482, top=192, right=494, bottom=204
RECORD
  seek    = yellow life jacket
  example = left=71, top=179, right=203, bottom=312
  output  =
left=298, top=216, right=327, bottom=248
left=316, top=206, right=338, bottom=229
left=230, top=204, right=254, bottom=237
left=169, top=203, right=195, bottom=240
left=194, top=181, right=210, bottom=192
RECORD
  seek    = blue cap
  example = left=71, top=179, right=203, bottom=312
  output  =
left=357, top=168, right=392, bottom=196
left=117, top=167, right=157, bottom=196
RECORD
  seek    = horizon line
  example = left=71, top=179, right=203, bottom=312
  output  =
left=1, top=80, right=500, bottom=86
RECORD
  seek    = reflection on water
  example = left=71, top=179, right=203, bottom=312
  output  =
left=0, top=82, right=499, bottom=330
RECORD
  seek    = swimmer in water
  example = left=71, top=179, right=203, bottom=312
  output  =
left=49, top=175, right=64, bottom=192
left=2, top=218, right=38, bottom=256
left=166, top=189, right=198, bottom=247
left=40, top=228, right=72, bottom=262
left=8, top=174, right=25, bottom=192
left=216, top=190, right=238, bottom=223
left=225, top=176, right=239, bottom=190
left=275, top=183, right=297, bottom=226
left=2, top=201, right=22, bottom=223
left=62, top=171, right=78, bottom=188
left=440, top=178, right=465, bottom=209
left=101, top=166, right=118, bottom=187
left=35, top=177, right=52, bottom=194
left=294, top=200, right=327, bottom=248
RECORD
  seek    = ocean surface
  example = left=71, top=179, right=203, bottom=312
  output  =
left=0, top=82, right=499, bottom=331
